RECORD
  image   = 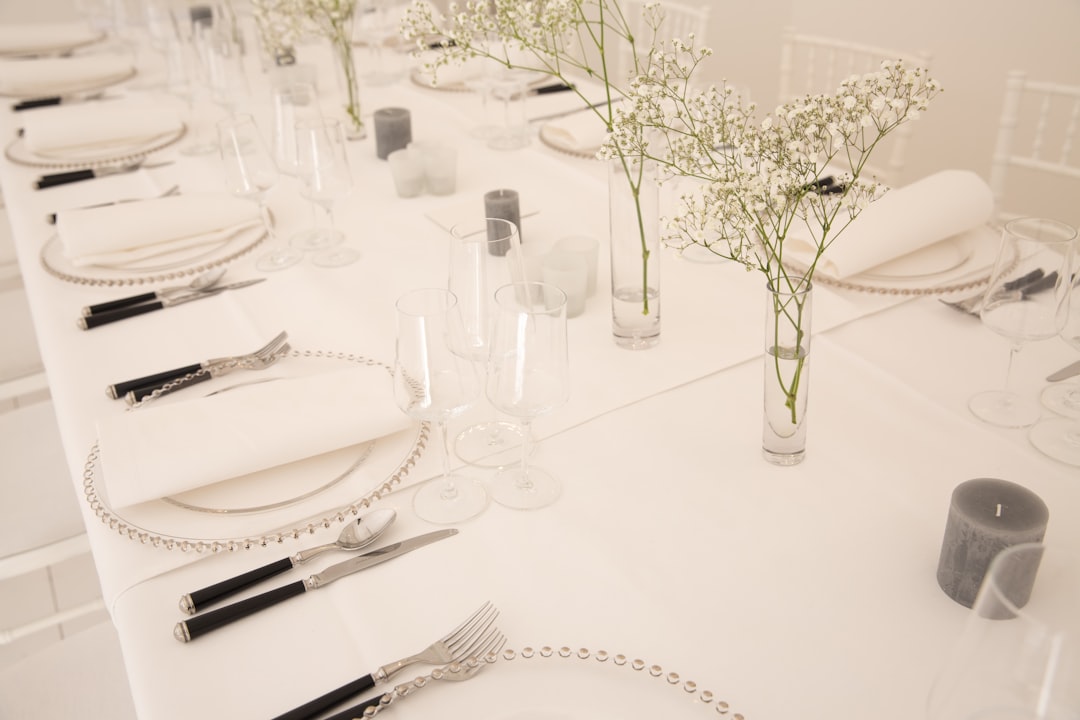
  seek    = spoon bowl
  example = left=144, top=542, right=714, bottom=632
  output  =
left=294, top=507, right=397, bottom=563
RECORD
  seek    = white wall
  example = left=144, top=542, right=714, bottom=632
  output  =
left=701, top=0, right=1080, bottom=225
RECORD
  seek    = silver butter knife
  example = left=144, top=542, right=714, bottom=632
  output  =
left=174, top=529, right=458, bottom=643
left=1047, top=359, right=1080, bottom=382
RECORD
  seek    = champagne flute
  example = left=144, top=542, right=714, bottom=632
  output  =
left=1031, top=262, right=1080, bottom=465
left=270, top=82, right=323, bottom=177
left=926, top=542, right=1080, bottom=720
left=969, top=218, right=1076, bottom=428
left=486, top=282, right=569, bottom=510
left=449, top=218, right=532, bottom=467
left=293, top=118, right=360, bottom=268
left=393, top=288, right=487, bottom=524
left=217, top=114, right=303, bottom=272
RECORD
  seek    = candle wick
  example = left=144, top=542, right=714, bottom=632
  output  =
left=996, top=503, right=1003, bottom=518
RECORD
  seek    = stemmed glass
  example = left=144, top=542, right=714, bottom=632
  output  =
left=449, top=218, right=533, bottom=467
left=293, top=118, right=360, bottom=268
left=1031, top=258, right=1080, bottom=465
left=926, top=542, right=1080, bottom=720
left=270, top=82, right=323, bottom=177
left=969, top=218, right=1076, bottom=428
left=217, top=114, right=303, bottom=272
left=393, top=288, right=487, bottom=524
left=486, top=282, right=569, bottom=510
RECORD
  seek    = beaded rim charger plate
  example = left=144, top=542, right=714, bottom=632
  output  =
left=81, top=350, right=429, bottom=553
left=4, top=122, right=185, bottom=169
left=361, top=646, right=746, bottom=719
left=0, top=27, right=107, bottom=59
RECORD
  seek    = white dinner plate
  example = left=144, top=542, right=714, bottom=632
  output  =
left=40, top=225, right=266, bottom=287
left=785, top=224, right=1002, bottom=297
left=82, top=351, right=429, bottom=552
left=4, top=123, right=185, bottom=169
left=366, top=647, right=744, bottom=719
left=0, top=27, right=106, bottom=59
left=538, top=123, right=600, bottom=160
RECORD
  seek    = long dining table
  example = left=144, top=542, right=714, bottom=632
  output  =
left=2, top=19, right=1079, bottom=720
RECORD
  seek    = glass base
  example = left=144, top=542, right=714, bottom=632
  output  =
left=412, top=475, right=488, bottom=524
left=1041, top=383, right=1080, bottom=419
left=255, top=247, right=304, bottom=272
left=291, top=228, right=344, bottom=252
left=453, top=421, right=527, bottom=468
left=180, top=138, right=218, bottom=156
left=613, top=332, right=660, bottom=350
left=762, top=447, right=805, bottom=466
left=490, top=466, right=560, bottom=510
left=1029, top=417, right=1080, bottom=466
left=312, top=247, right=360, bottom=268
left=969, top=390, right=1041, bottom=428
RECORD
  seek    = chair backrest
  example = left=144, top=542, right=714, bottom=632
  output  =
left=778, top=27, right=933, bottom=185
left=988, top=70, right=1080, bottom=222
left=612, top=0, right=710, bottom=87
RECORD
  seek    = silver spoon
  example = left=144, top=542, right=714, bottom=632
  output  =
left=179, top=507, right=397, bottom=614
left=82, top=267, right=227, bottom=317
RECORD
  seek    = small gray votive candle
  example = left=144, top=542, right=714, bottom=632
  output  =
left=936, top=478, right=1049, bottom=608
left=484, top=189, right=521, bottom=250
left=374, top=107, right=412, bottom=160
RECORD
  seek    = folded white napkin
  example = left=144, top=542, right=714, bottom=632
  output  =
left=57, top=193, right=262, bottom=268
left=542, top=111, right=609, bottom=153
left=21, top=101, right=182, bottom=160
left=0, top=23, right=102, bottom=55
left=97, top=367, right=412, bottom=509
left=786, top=169, right=994, bottom=279
left=0, top=53, right=133, bottom=96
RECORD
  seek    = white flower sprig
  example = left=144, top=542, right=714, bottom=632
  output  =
left=602, top=38, right=943, bottom=292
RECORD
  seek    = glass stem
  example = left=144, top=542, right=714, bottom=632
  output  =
left=1003, top=341, right=1022, bottom=393
left=517, top=419, right=534, bottom=491
left=438, top=420, right=459, bottom=500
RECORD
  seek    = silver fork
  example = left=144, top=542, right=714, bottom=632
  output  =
left=112, top=331, right=289, bottom=403
left=272, top=601, right=503, bottom=720
left=326, top=634, right=507, bottom=720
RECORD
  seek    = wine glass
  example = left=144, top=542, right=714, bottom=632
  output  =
left=926, top=542, right=1080, bottom=720
left=486, top=282, right=569, bottom=510
left=1031, top=261, right=1080, bottom=466
left=393, top=288, right=487, bottom=524
left=217, top=114, right=303, bottom=272
left=969, top=218, right=1076, bottom=428
left=449, top=218, right=536, bottom=467
left=293, top=118, right=360, bottom=268
left=270, top=82, right=323, bottom=177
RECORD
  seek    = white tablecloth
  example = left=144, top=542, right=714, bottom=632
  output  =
left=3, top=28, right=1078, bottom=720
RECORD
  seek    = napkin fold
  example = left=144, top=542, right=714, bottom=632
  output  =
left=56, top=193, right=262, bottom=268
left=97, top=367, right=412, bottom=509
left=542, top=111, right=609, bottom=154
left=0, top=53, right=132, bottom=96
left=21, top=101, right=182, bottom=160
left=0, top=23, right=102, bottom=55
left=785, top=169, right=995, bottom=279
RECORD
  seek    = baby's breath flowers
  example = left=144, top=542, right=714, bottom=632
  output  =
left=252, top=0, right=364, bottom=137
left=601, top=43, right=941, bottom=424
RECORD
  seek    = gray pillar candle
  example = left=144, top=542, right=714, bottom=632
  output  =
left=374, top=107, right=412, bottom=160
left=936, top=478, right=1049, bottom=608
left=484, top=189, right=521, bottom=254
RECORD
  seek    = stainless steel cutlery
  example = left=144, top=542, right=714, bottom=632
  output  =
left=78, top=278, right=265, bottom=330
left=1047, top=359, right=1080, bottom=382
left=34, top=159, right=173, bottom=190
left=940, top=268, right=1058, bottom=316
left=271, top=600, right=502, bottom=720
left=179, top=508, right=397, bottom=614
left=174, top=530, right=460, bottom=643
left=106, top=330, right=289, bottom=402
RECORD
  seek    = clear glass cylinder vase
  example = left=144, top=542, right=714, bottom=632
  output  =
left=762, top=278, right=813, bottom=465
left=608, top=157, right=660, bottom=349
left=330, top=31, right=365, bottom=140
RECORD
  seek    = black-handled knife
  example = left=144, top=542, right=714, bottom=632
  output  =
left=34, top=160, right=172, bottom=190
left=174, top=529, right=458, bottom=643
left=77, top=278, right=264, bottom=330
left=107, top=363, right=206, bottom=399
left=531, top=82, right=575, bottom=95
left=12, top=96, right=63, bottom=111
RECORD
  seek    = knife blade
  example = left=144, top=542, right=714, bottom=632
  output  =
left=174, top=529, right=458, bottom=643
left=34, top=160, right=173, bottom=190
left=1047, top=358, right=1080, bottom=382
left=77, top=278, right=265, bottom=330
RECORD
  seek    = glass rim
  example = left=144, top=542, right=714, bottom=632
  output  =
left=493, top=281, right=567, bottom=311
left=449, top=217, right=520, bottom=243
left=1003, top=217, right=1078, bottom=245
left=977, top=542, right=1053, bottom=625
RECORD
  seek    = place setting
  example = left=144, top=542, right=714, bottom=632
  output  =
left=0, top=21, right=107, bottom=59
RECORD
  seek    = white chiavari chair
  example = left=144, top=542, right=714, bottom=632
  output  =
left=777, top=27, right=933, bottom=185
left=612, top=0, right=710, bottom=86
left=988, top=70, right=1080, bottom=222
